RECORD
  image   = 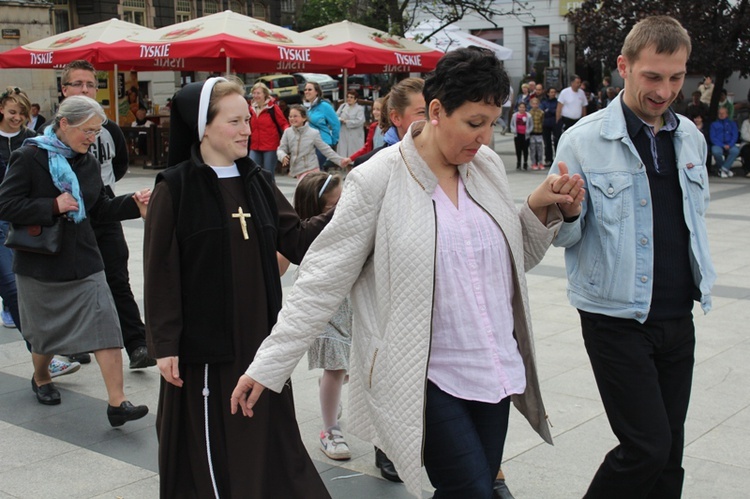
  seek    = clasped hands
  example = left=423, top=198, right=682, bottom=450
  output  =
left=55, top=188, right=151, bottom=219
left=528, top=161, right=585, bottom=220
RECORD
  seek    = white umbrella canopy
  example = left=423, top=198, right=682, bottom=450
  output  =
left=406, top=21, right=512, bottom=61
left=303, top=20, right=444, bottom=73
left=0, top=18, right=154, bottom=69
left=101, top=10, right=355, bottom=73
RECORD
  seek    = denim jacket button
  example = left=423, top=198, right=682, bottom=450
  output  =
left=607, top=186, right=614, bottom=195
left=641, top=275, right=648, bottom=283
left=640, top=199, right=647, bottom=206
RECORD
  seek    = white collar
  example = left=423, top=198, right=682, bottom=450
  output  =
left=209, top=163, right=240, bottom=178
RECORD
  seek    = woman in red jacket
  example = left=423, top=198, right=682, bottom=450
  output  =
left=249, top=82, right=289, bottom=181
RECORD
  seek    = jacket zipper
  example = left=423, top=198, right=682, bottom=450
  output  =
left=420, top=200, right=438, bottom=466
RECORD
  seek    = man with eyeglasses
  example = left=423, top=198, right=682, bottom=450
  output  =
left=57, top=60, right=155, bottom=370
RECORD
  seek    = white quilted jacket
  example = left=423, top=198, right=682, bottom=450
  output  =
left=247, top=122, right=560, bottom=497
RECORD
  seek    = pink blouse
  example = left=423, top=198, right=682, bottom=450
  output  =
left=427, top=177, right=526, bottom=403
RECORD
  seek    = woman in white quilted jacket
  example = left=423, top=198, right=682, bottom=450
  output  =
left=232, top=47, right=585, bottom=498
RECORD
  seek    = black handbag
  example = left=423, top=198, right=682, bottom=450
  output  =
left=4, top=218, right=65, bottom=255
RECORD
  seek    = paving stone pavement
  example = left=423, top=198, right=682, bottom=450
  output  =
left=1, top=131, right=748, bottom=498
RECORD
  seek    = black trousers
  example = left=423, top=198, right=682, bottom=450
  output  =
left=741, top=144, right=750, bottom=174
left=93, top=219, right=146, bottom=356
left=542, top=125, right=556, bottom=164
left=513, top=135, right=528, bottom=165
left=580, top=312, right=695, bottom=499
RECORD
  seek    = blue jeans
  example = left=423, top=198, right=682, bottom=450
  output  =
left=423, top=380, right=511, bottom=499
left=0, top=221, right=21, bottom=331
left=711, top=145, right=740, bottom=171
left=249, top=150, right=277, bottom=181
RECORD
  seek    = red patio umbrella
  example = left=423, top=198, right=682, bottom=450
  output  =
left=302, top=20, right=444, bottom=74
left=0, top=18, right=153, bottom=70
left=100, top=11, right=355, bottom=74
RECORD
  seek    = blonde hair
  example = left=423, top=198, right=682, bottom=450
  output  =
left=622, top=16, right=692, bottom=62
left=380, top=77, right=424, bottom=131
left=251, top=81, right=271, bottom=100
left=0, top=86, right=32, bottom=122
left=206, top=75, right=245, bottom=126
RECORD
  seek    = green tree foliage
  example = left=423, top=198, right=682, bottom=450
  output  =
left=566, top=0, right=750, bottom=118
left=296, top=0, right=536, bottom=38
left=295, top=0, right=391, bottom=32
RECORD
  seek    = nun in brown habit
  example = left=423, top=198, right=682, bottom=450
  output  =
left=144, top=76, right=332, bottom=498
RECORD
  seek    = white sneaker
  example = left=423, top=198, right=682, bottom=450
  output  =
left=719, top=169, right=729, bottom=178
left=320, top=428, right=351, bottom=460
left=49, top=358, right=81, bottom=378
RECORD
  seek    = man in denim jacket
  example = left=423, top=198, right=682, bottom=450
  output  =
left=550, top=16, right=716, bottom=498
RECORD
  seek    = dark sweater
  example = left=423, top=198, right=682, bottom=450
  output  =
left=622, top=103, right=696, bottom=320
left=0, top=144, right=140, bottom=281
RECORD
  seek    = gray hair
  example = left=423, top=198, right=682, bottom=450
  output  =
left=53, top=95, right=107, bottom=131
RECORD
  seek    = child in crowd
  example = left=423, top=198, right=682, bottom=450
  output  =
left=349, top=98, right=385, bottom=163
left=279, top=172, right=352, bottom=460
left=277, top=105, right=350, bottom=180
left=510, top=102, right=531, bottom=170
left=528, top=97, right=545, bottom=170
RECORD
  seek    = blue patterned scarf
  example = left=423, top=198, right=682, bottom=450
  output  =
left=23, top=126, right=86, bottom=223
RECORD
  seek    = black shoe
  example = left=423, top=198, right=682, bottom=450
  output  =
left=516, top=162, right=521, bottom=170
left=107, top=401, right=149, bottom=427
left=375, top=447, right=402, bottom=483
left=67, top=352, right=91, bottom=364
left=493, top=478, right=516, bottom=499
left=31, top=377, right=61, bottom=405
left=129, top=346, right=156, bottom=369
left=523, top=163, right=529, bottom=170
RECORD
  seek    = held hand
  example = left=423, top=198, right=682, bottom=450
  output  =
left=132, top=190, right=149, bottom=219
left=134, top=188, right=151, bottom=205
left=549, top=161, right=585, bottom=219
left=230, top=374, right=266, bottom=418
left=528, top=161, right=585, bottom=220
left=55, top=192, right=79, bottom=214
left=157, top=356, right=183, bottom=387
left=340, top=157, right=352, bottom=168
left=282, top=156, right=290, bottom=167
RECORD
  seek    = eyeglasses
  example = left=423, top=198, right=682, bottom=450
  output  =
left=304, top=88, right=315, bottom=92
left=78, top=127, right=102, bottom=138
left=63, top=81, right=99, bottom=90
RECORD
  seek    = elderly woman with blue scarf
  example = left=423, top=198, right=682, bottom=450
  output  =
left=0, top=95, right=151, bottom=426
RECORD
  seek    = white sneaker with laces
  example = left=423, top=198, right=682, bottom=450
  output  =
left=320, top=427, right=351, bottom=460
left=49, top=358, right=81, bottom=378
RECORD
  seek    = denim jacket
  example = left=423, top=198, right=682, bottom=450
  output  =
left=551, top=94, right=716, bottom=322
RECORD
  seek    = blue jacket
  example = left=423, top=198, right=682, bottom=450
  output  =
left=550, top=94, right=715, bottom=322
left=540, top=97, right=558, bottom=128
left=709, top=118, right=738, bottom=148
left=306, top=98, right=340, bottom=146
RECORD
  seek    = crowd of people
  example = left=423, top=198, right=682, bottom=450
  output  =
left=0, top=13, right=730, bottom=499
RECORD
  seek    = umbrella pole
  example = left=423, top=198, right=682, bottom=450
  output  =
left=226, top=57, right=230, bottom=76
left=114, top=64, right=119, bottom=126
left=343, top=68, right=348, bottom=106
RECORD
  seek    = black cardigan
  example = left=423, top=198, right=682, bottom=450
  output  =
left=0, top=144, right=141, bottom=281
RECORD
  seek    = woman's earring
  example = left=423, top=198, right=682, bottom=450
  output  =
left=431, top=119, right=439, bottom=126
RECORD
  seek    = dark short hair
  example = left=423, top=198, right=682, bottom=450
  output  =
left=423, top=47, right=509, bottom=116
left=61, top=60, right=96, bottom=85
left=346, top=89, right=359, bottom=99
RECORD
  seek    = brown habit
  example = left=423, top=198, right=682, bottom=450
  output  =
left=145, top=175, right=331, bottom=499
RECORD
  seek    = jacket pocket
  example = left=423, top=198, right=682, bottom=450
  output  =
left=588, top=172, right=633, bottom=225
left=683, top=165, right=708, bottom=216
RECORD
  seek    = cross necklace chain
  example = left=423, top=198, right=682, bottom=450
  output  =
left=218, top=180, right=251, bottom=240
